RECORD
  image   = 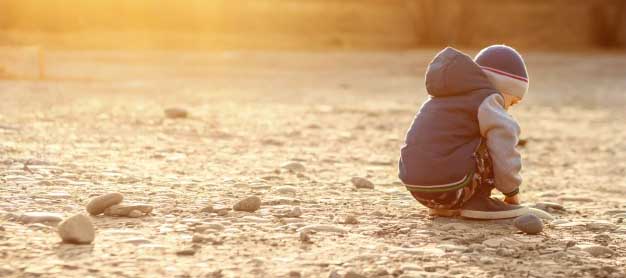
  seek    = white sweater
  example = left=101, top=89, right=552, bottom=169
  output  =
left=477, top=94, right=522, bottom=194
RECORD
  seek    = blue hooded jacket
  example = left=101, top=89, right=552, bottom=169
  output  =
left=399, top=47, right=500, bottom=188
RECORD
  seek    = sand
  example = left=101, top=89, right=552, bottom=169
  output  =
left=0, top=49, right=625, bottom=277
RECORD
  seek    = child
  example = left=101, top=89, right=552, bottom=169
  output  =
left=398, top=45, right=529, bottom=219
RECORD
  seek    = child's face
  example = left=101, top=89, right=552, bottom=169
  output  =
left=503, top=93, right=522, bottom=109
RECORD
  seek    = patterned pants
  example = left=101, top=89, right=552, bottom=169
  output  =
left=409, top=142, right=496, bottom=210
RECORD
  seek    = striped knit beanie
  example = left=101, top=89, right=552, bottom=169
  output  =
left=474, top=45, right=529, bottom=99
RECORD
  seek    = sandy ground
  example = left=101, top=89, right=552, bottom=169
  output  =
left=0, top=49, right=625, bottom=278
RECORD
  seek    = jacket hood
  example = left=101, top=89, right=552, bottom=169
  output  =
left=425, top=47, right=495, bottom=97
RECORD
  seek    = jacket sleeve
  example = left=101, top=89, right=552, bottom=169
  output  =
left=477, top=94, right=522, bottom=195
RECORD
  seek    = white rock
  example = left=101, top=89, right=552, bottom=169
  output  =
left=241, top=216, right=271, bottom=223
left=440, top=223, right=471, bottom=230
left=57, top=214, right=95, bottom=244
left=274, top=186, right=297, bottom=196
left=281, top=161, right=306, bottom=172
left=233, top=196, right=262, bottom=212
left=581, top=245, right=614, bottom=257
left=123, top=237, right=153, bottom=245
left=297, top=224, right=347, bottom=234
left=342, top=215, right=359, bottom=224
left=482, top=237, right=521, bottom=248
left=104, top=203, right=153, bottom=217
left=19, top=212, right=63, bottom=225
left=164, top=107, right=188, bottom=119
left=86, top=192, right=124, bottom=215
left=351, top=177, right=374, bottom=189
left=528, top=208, right=555, bottom=221
left=128, top=210, right=143, bottom=218
left=513, top=214, right=544, bottom=235
left=195, top=223, right=226, bottom=232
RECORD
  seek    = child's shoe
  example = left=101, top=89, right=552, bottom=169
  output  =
left=460, top=195, right=527, bottom=220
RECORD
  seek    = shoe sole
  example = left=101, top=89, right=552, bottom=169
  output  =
left=460, top=206, right=529, bottom=220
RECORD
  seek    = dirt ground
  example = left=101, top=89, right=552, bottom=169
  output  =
left=0, top=49, right=625, bottom=278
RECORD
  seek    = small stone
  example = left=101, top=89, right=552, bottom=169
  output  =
left=582, top=245, right=614, bottom=257
left=274, top=186, right=297, bottom=196
left=344, top=270, right=366, bottom=278
left=86, top=192, right=124, bottom=215
left=514, top=214, right=544, bottom=235
left=559, top=196, right=593, bottom=202
left=297, top=224, right=347, bottom=234
left=19, top=212, right=63, bottom=225
left=281, top=161, right=306, bottom=172
left=440, top=223, right=471, bottom=230
left=479, top=257, right=495, bottom=264
left=586, top=221, right=617, bottom=231
left=351, top=177, right=374, bottom=189
left=533, top=202, right=565, bottom=212
left=104, top=204, right=153, bottom=217
left=299, top=230, right=312, bottom=243
left=528, top=208, right=554, bottom=221
left=482, top=237, right=520, bottom=248
left=233, top=196, right=261, bottom=212
left=195, top=223, right=225, bottom=232
left=164, top=107, right=188, bottom=119
left=128, top=210, right=143, bottom=218
left=288, top=270, right=301, bottom=278
left=342, top=215, right=359, bottom=224
left=199, top=203, right=214, bottom=213
left=57, top=214, right=95, bottom=244
left=192, top=234, right=223, bottom=245
left=176, top=249, right=196, bottom=256
left=123, top=237, right=153, bottom=245
left=273, top=207, right=303, bottom=218
left=328, top=270, right=341, bottom=278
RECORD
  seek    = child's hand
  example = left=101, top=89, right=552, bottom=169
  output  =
left=504, top=194, right=520, bottom=205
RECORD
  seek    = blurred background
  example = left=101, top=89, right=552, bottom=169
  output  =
left=1, top=0, right=625, bottom=50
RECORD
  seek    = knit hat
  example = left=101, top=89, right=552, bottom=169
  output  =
left=474, top=45, right=529, bottom=99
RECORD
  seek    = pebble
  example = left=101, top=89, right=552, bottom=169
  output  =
left=195, top=223, right=225, bottom=232
left=273, top=206, right=303, bottom=218
left=241, top=216, right=271, bottom=223
left=479, top=257, right=495, bottom=264
left=513, top=214, right=544, bottom=234
left=176, top=249, right=196, bottom=256
left=233, top=196, right=262, bottom=212
left=344, top=270, right=366, bottom=278
left=297, top=224, right=347, bottom=234
left=342, top=215, right=359, bottom=224
left=581, top=245, right=614, bottom=257
left=533, top=202, right=565, bottom=212
left=281, top=161, right=306, bottom=172
left=262, top=198, right=301, bottom=206
left=104, top=204, right=153, bottom=217
left=482, top=237, right=520, bottom=248
left=351, top=177, right=374, bottom=189
left=586, top=221, right=617, bottom=231
left=164, top=107, right=188, bottom=119
left=199, top=203, right=214, bottom=213
left=192, top=234, right=223, bottom=245
left=440, top=223, right=471, bottom=230
left=57, top=214, right=95, bottom=244
left=127, top=210, right=144, bottom=218
left=299, top=230, right=312, bottom=243
left=123, top=237, right=153, bottom=245
left=274, top=186, right=297, bottom=196
left=528, top=208, right=554, bottom=221
left=559, top=196, right=593, bottom=202
left=19, top=212, right=63, bottom=225
left=86, top=192, right=124, bottom=215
